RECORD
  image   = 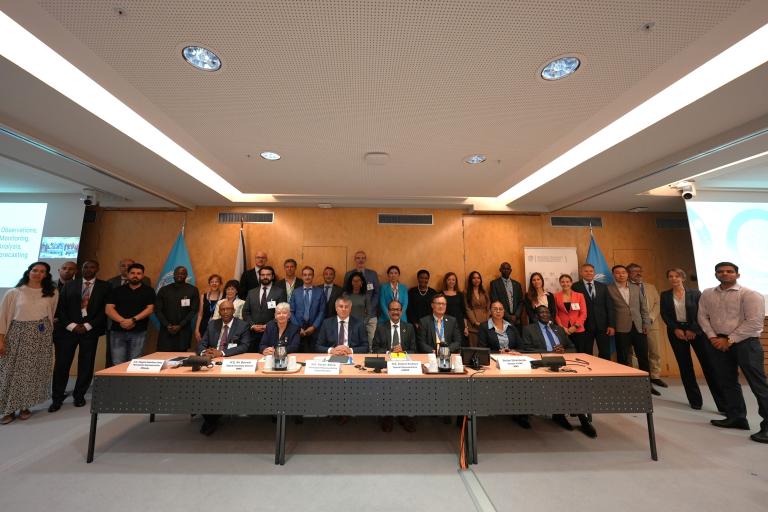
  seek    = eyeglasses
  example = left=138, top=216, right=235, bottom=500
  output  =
left=389, top=308, right=402, bottom=312
left=433, top=302, right=447, bottom=306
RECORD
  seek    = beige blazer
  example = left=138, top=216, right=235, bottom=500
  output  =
left=607, top=282, right=649, bottom=333
left=640, top=282, right=660, bottom=331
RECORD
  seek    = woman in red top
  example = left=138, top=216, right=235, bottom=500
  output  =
left=554, top=274, right=590, bottom=354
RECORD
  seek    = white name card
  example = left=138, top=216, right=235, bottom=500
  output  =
left=126, top=359, right=165, bottom=373
left=305, top=361, right=341, bottom=375
left=497, top=356, right=532, bottom=372
left=221, top=359, right=258, bottom=373
left=387, top=360, right=423, bottom=375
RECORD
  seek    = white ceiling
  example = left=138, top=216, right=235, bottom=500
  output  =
left=0, top=0, right=767, bottom=210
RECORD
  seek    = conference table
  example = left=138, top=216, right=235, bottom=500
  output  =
left=87, top=352, right=656, bottom=465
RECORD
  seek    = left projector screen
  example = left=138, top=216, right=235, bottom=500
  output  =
left=0, top=203, right=48, bottom=287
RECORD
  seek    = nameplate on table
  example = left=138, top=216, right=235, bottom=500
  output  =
left=496, top=356, right=532, bottom=372
left=387, top=360, right=423, bottom=375
left=221, top=359, right=258, bottom=373
left=305, top=361, right=341, bottom=375
left=126, top=359, right=165, bottom=373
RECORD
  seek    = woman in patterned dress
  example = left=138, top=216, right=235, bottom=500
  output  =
left=0, top=261, right=58, bottom=424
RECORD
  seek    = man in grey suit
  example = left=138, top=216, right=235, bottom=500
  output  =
left=243, top=266, right=286, bottom=351
left=197, top=300, right=253, bottom=435
left=373, top=300, right=416, bottom=353
left=607, top=265, right=653, bottom=388
left=416, top=293, right=464, bottom=353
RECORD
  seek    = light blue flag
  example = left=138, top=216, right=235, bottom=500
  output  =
left=152, top=230, right=195, bottom=327
left=585, top=234, right=613, bottom=285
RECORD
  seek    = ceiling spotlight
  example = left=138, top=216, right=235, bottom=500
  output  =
left=464, top=154, right=487, bottom=164
left=541, top=56, right=580, bottom=80
left=182, top=46, right=221, bottom=71
left=260, top=151, right=281, bottom=161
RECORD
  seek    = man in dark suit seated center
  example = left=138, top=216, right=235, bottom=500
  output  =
left=316, top=295, right=368, bottom=355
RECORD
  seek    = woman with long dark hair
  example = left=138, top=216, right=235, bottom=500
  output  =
left=523, top=272, right=556, bottom=322
left=465, top=271, right=490, bottom=347
left=344, top=271, right=373, bottom=323
left=0, top=262, right=59, bottom=424
left=443, top=272, right=468, bottom=339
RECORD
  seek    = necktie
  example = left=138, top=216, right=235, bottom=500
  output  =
left=506, top=287, right=513, bottom=309
left=393, top=324, right=400, bottom=348
left=218, top=323, right=229, bottom=351
left=326, top=286, right=332, bottom=300
left=338, top=320, right=346, bottom=346
left=121, top=278, right=127, bottom=286
left=543, top=324, right=558, bottom=352
left=303, top=288, right=311, bottom=322
left=640, top=283, right=646, bottom=296
left=81, top=281, right=92, bottom=309
left=587, top=282, right=594, bottom=299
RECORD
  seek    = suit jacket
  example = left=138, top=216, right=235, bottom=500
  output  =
left=238, top=267, right=262, bottom=300
left=522, top=322, right=575, bottom=352
left=197, top=317, right=253, bottom=356
left=477, top=320, right=523, bottom=352
left=660, top=288, right=703, bottom=334
left=343, top=268, right=380, bottom=317
left=258, top=320, right=301, bottom=353
left=372, top=320, right=416, bottom=353
left=57, top=278, right=110, bottom=338
left=378, top=282, right=409, bottom=323
left=416, top=315, right=463, bottom=353
left=275, top=277, right=301, bottom=302
left=572, top=280, right=615, bottom=332
left=489, top=277, right=524, bottom=324
left=637, top=282, right=660, bottom=331
left=290, top=286, right=327, bottom=330
left=322, top=284, right=344, bottom=318
left=316, top=315, right=368, bottom=353
left=607, top=283, right=649, bottom=333
left=243, top=284, right=287, bottom=326
left=523, top=292, right=556, bottom=323
left=553, top=291, right=587, bottom=333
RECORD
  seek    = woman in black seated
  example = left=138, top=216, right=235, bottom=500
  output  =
left=478, top=300, right=523, bottom=353
left=259, top=302, right=300, bottom=354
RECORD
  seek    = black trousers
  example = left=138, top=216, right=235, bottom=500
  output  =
left=707, top=337, right=768, bottom=431
left=52, top=333, right=99, bottom=402
left=157, top=328, right=193, bottom=352
left=667, top=329, right=727, bottom=411
left=615, top=326, right=649, bottom=371
left=570, top=331, right=593, bottom=355
left=581, top=329, right=612, bottom=360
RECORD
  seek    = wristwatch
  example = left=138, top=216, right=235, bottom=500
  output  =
left=131, top=317, right=137, bottom=323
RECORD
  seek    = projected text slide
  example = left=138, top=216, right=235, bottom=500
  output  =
left=0, top=203, right=48, bottom=288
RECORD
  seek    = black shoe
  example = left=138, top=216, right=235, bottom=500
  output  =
left=552, top=414, right=573, bottom=431
left=578, top=416, right=597, bottom=438
left=399, top=416, right=417, bottom=433
left=512, top=415, right=531, bottom=429
left=690, top=404, right=702, bottom=410
left=381, top=416, right=394, bottom=432
left=650, top=378, right=668, bottom=388
left=48, top=402, right=62, bottom=413
left=200, top=421, right=217, bottom=436
left=651, top=387, right=661, bottom=396
left=710, top=418, right=750, bottom=430
left=73, top=397, right=86, bottom=407
left=749, top=430, right=768, bottom=443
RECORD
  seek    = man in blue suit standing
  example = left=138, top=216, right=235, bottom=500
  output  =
left=316, top=295, right=369, bottom=354
left=290, top=266, right=327, bottom=352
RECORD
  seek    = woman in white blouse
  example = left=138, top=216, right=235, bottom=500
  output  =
left=212, top=280, right=245, bottom=320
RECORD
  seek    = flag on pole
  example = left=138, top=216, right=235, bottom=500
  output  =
left=234, top=218, right=247, bottom=280
left=152, top=227, right=195, bottom=327
left=585, top=229, right=613, bottom=284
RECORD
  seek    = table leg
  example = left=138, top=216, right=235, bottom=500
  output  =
left=470, top=415, right=478, bottom=464
left=646, top=412, right=658, bottom=461
left=149, top=413, right=155, bottom=423
left=86, top=412, right=98, bottom=463
left=274, top=414, right=286, bottom=465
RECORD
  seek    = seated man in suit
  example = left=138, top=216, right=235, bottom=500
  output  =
left=523, top=306, right=596, bottom=438
left=416, top=293, right=463, bottom=353
left=316, top=295, right=368, bottom=355
left=373, top=300, right=416, bottom=354
left=197, top=300, right=254, bottom=436
left=289, top=266, right=328, bottom=352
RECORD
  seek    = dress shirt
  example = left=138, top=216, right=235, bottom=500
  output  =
left=67, top=279, right=95, bottom=332
left=584, top=280, right=595, bottom=299
left=486, top=318, right=511, bottom=350
left=261, top=284, right=272, bottom=303
left=284, top=278, right=298, bottom=300
left=698, top=284, right=765, bottom=343
left=502, top=278, right=515, bottom=299
left=537, top=321, right=559, bottom=351
left=617, top=283, right=630, bottom=304
left=673, top=294, right=687, bottom=322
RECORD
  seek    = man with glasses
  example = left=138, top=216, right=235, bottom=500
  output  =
left=416, top=293, right=463, bottom=353
left=373, top=300, right=416, bottom=353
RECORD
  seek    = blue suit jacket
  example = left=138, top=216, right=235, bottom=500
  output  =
left=289, top=286, right=327, bottom=330
left=378, top=283, right=409, bottom=323
left=197, top=318, right=253, bottom=356
left=258, top=320, right=301, bottom=353
left=316, top=315, right=368, bottom=353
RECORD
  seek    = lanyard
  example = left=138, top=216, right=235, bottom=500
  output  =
left=434, top=317, right=445, bottom=341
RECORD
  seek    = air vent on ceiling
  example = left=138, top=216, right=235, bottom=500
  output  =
left=550, top=216, right=602, bottom=227
left=656, top=218, right=688, bottom=230
left=218, top=212, right=274, bottom=224
left=378, top=213, right=433, bottom=225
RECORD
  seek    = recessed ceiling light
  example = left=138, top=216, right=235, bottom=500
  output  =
left=260, top=151, right=281, bottom=161
left=182, top=46, right=221, bottom=71
left=464, top=154, right=487, bottom=164
left=541, top=57, right=580, bottom=80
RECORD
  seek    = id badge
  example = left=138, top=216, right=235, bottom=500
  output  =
left=81, top=307, right=89, bottom=317
left=181, top=298, right=191, bottom=307
left=571, top=302, right=581, bottom=311
left=267, top=300, right=277, bottom=309
left=227, top=343, right=237, bottom=349
left=366, top=283, right=374, bottom=291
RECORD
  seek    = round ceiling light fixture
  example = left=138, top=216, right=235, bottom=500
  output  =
left=182, top=46, right=221, bottom=71
left=260, top=151, right=281, bottom=161
left=540, top=56, right=580, bottom=81
left=464, top=154, right=487, bottom=165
